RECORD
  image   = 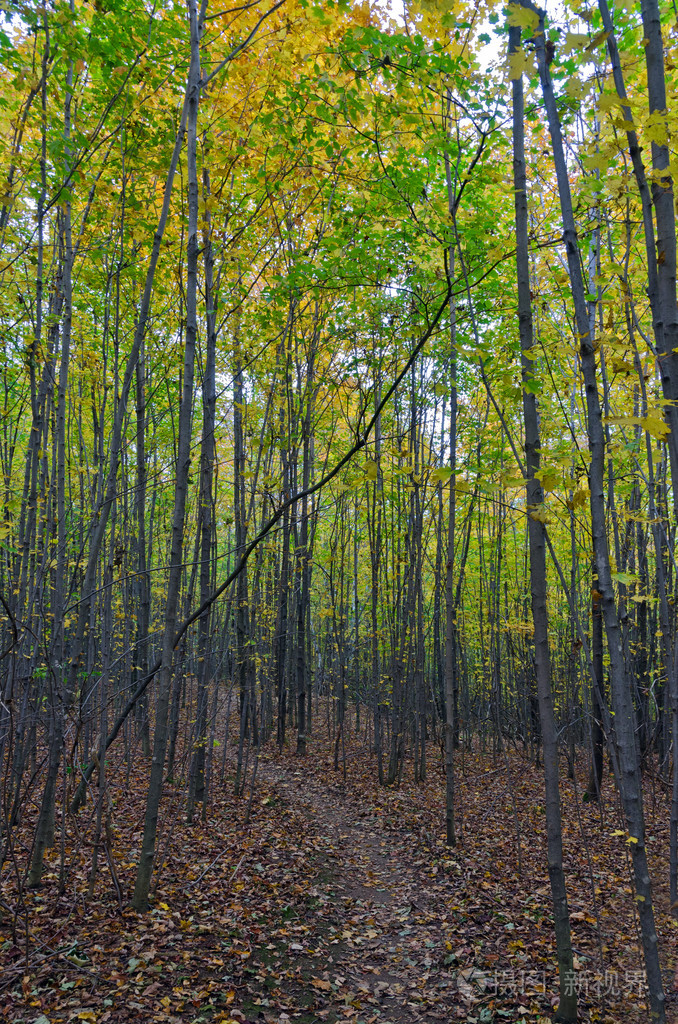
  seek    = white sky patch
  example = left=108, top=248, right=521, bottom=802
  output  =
left=383, top=0, right=570, bottom=74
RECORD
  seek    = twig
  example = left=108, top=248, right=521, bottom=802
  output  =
left=184, top=849, right=246, bottom=890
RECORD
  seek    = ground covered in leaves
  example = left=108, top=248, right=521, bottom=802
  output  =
left=2, top=724, right=678, bottom=1024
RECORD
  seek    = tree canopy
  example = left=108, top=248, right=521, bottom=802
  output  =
left=1, top=0, right=678, bottom=1020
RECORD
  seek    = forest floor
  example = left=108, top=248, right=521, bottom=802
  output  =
left=3, top=722, right=678, bottom=1024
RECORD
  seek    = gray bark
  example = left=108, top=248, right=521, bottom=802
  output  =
left=525, top=5, right=666, bottom=1017
left=511, top=22, right=576, bottom=1018
left=132, top=0, right=202, bottom=909
left=187, top=165, right=218, bottom=822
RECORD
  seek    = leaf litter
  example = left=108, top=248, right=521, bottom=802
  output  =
left=2, top=729, right=677, bottom=1024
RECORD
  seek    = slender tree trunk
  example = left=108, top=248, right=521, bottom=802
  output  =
left=441, top=142, right=458, bottom=840
left=187, top=165, right=217, bottom=822
left=68, top=53, right=193, bottom=816
left=368, top=372, right=384, bottom=784
left=134, top=325, right=151, bottom=758
left=585, top=567, right=605, bottom=802
left=525, top=5, right=666, bottom=1016
left=132, top=0, right=202, bottom=909
left=511, top=23, right=576, bottom=1017
left=28, top=47, right=76, bottom=888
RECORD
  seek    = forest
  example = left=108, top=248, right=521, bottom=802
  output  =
left=1, top=0, right=678, bottom=1021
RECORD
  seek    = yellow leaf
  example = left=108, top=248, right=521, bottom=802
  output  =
left=603, top=415, right=643, bottom=428
left=365, top=461, right=378, bottom=481
left=508, top=48, right=535, bottom=81
left=583, top=152, right=609, bottom=173
left=571, top=486, right=589, bottom=509
left=645, top=111, right=669, bottom=146
left=507, top=4, right=540, bottom=32
left=535, top=468, right=558, bottom=492
left=598, top=92, right=623, bottom=111
left=564, top=32, right=590, bottom=54
left=529, top=506, right=550, bottom=524
left=642, top=411, right=670, bottom=440
left=627, top=836, right=639, bottom=844
left=586, top=29, right=611, bottom=51
left=565, top=77, right=586, bottom=100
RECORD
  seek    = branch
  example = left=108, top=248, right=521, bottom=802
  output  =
left=70, top=281, right=452, bottom=811
left=202, top=0, right=287, bottom=87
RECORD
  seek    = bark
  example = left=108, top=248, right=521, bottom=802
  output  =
left=441, top=139, right=458, bottom=839
left=585, top=571, right=605, bottom=802
left=71, top=283, right=454, bottom=807
left=635, top=0, right=678, bottom=507
left=295, top=329, right=317, bottom=756
left=68, top=51, right=193, bottom=816
left=187, top=165, right=218, bottom=822
left=511, top=27, right=576, bottom=1015
left=368, top=373, right=384, bottom=784
left=525, top=5, right=666, bottom=1017
left=134, top=335, right=151, bottom=758
left=28, top=49, right=76, bottom=888
left=295, top=437, right=310, bottom=756
left=132, top=0, right=202, bottom=910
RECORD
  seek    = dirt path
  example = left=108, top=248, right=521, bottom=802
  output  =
left=262, top=764, right=470, bottom=1024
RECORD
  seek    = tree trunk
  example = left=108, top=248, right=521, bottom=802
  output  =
left=525, top=5, right=666, bottom=1016
left=511, top=25, right=576, bottom=1016
left=187, top=164, right=217, bottom=822
left=132, top=1, right=202, bottom=910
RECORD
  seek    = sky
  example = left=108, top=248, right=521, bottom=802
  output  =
left=385, top=0, right=570, bottom=73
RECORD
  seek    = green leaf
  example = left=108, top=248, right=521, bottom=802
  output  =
left=612, top=571, right=638, bottom=585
